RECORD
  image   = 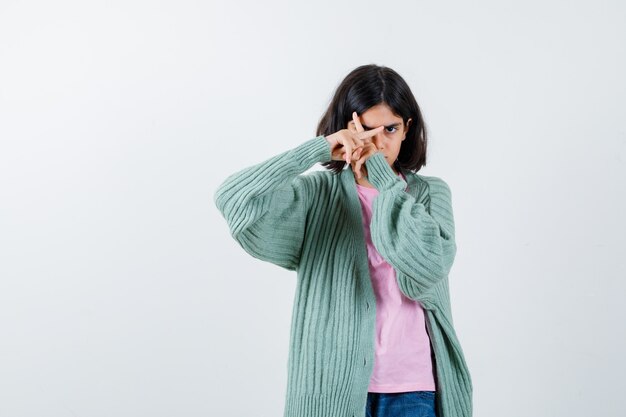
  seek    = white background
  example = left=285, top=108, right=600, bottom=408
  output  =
left=1, top=1, right=625, bottom=416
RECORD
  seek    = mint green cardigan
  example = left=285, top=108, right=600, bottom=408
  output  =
left=214, top=135, right=473, bottom=417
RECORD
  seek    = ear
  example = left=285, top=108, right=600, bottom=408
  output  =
left=402, top=118, right=412, bottom=141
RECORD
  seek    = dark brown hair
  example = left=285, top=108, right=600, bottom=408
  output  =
left=316, top=64, right=428, bottom=174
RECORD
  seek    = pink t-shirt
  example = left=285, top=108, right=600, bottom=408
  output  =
left=356, top=171, right=437, bottom=393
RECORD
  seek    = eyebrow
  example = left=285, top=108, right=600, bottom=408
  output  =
left=362, top=123, right=402, bottom=130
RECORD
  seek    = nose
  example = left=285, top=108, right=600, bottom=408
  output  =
left=372, top=132, right=384, bottom=151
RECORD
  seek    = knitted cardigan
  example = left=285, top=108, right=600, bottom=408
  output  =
left=213, top=135, right=473, bottom=417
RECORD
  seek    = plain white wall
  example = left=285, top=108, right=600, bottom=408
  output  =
left=1, top=0, right=625, bottom=416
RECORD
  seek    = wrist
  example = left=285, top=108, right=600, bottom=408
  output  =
left=365, top=152, right=405, bottom=191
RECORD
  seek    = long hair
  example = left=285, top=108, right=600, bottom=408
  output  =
left=316, top=64, right=428, bottom=174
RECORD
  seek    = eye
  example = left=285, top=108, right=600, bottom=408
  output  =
left=385, top=127, right=398, bottom=133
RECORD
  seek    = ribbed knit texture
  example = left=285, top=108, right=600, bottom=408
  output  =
left=214, top=135, right=473, bottom=417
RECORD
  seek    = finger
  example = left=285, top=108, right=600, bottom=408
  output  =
left=350, top=160, right=356, bottom=176
left=352, top=111, right=365, bottom=133
left=364, top=143, right=379, bottom=159
left=350, top=126, right=365, bottom=148
left=354, top=151, right=367, bottom=177
left=355, top=157, right=367, bottom=176
left=342, top=138, right=353, bottom=163
left=352, top=160, right=362, bottom=179
left=346, top=135, right=364, bottom=161
left=352, top=113, right=375, bottom=148
left=358, top=146, right=375, bottom=169
left=351, top=134, right=365, bottom=151
left=354, top=159, right=362, bottom=178
left=357, top=125, right=384, bottom=141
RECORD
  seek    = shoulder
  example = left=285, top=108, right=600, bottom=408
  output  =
left=411, top=174, right=455, bottom=221
left=414, top=174, right=453, bottom=200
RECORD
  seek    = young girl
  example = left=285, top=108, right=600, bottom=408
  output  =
left=214, top=64, right=473, bottom=417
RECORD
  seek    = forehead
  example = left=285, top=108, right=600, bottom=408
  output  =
left=357, top=104, right=403, bottom=127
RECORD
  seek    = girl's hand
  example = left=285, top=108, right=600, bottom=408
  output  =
left=325, top=112, right=384, bottom=164
left=347, top=111, right=381, bottom=179
left=350, top=141, right=378, bottom=179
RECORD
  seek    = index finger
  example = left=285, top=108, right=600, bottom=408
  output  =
left=352, top=111, right=364, bottom=133
left=356, top=125, right=384, bottom=141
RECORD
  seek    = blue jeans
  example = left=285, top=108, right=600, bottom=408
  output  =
left=365, top=391, right=437, bottom=417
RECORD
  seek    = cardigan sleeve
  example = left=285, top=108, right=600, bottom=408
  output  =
left=364, top=152, right=457, bottom=298
left=213, top=135, right=332, bottom=271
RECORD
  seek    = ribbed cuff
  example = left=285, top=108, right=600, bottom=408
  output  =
left=365, top=152, right=406, bottom=191
left=294, top=135, right=332, bottom=167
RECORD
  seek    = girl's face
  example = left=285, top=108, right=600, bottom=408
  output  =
left=347, top=103, right=412, bottom=174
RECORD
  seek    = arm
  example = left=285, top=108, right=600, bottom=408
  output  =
left=213, top=135, right=331, bottom=271
left=365, top=152, right=457, bottom=298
